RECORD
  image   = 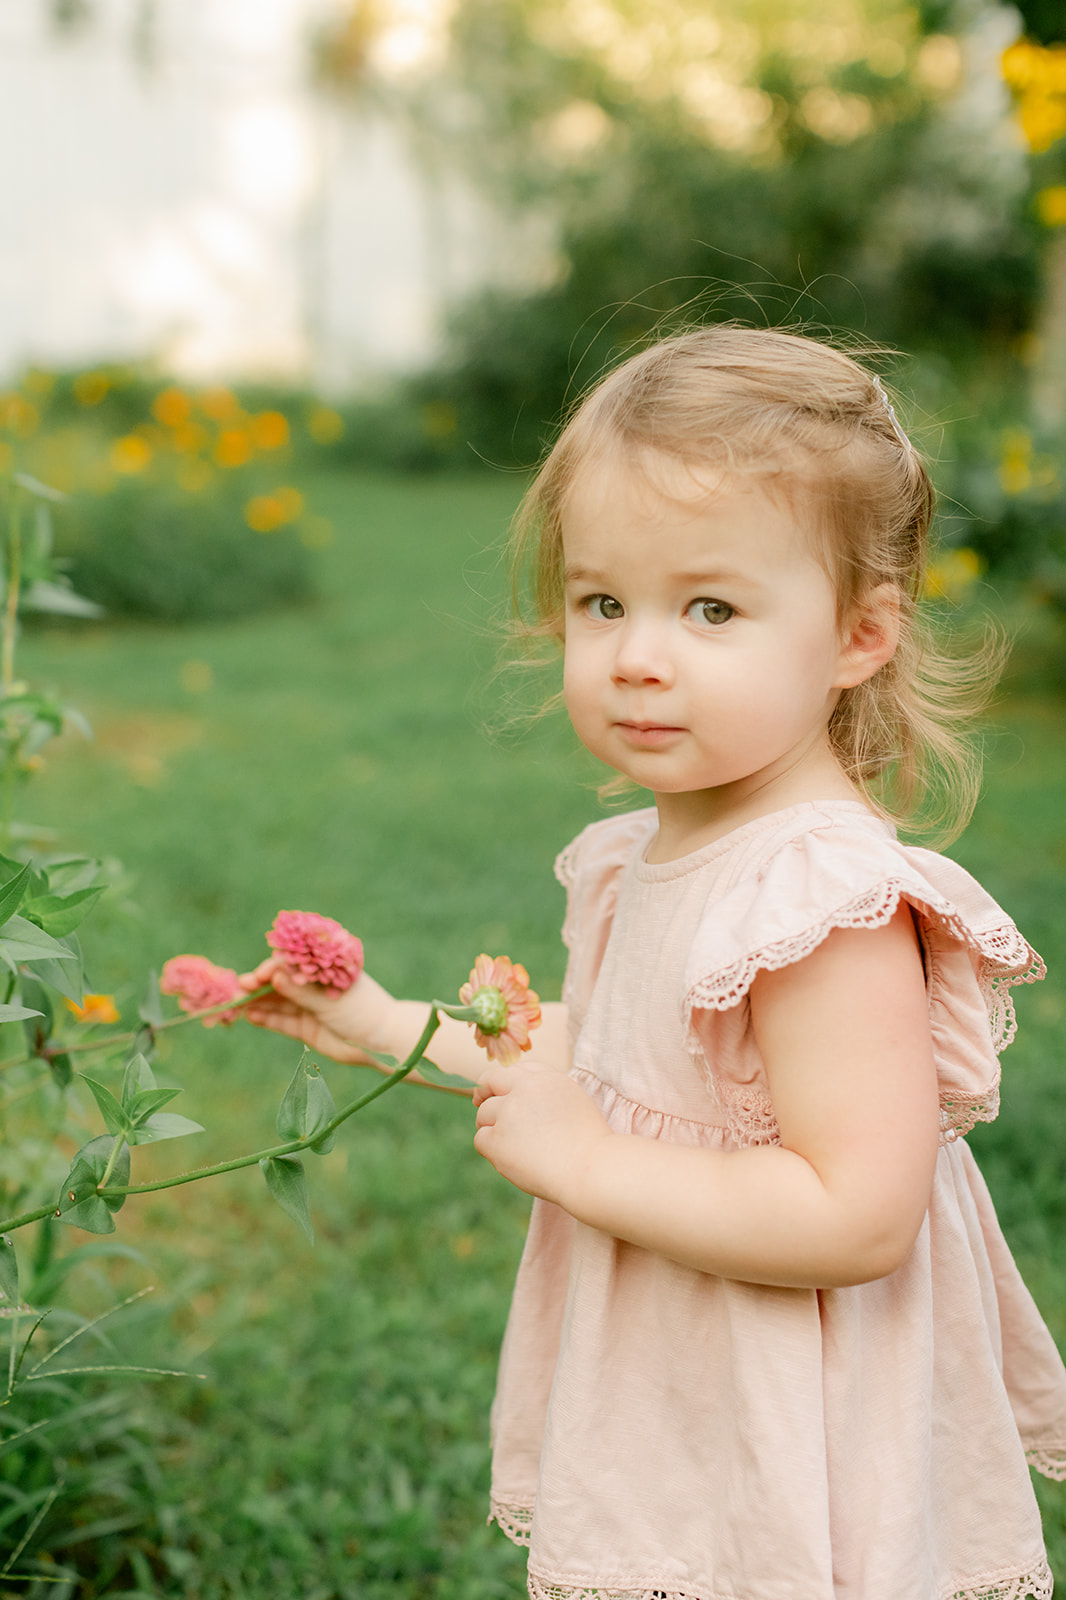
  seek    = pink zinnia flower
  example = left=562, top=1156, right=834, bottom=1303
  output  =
left=459, top=954, right=541, bottom=1066
left=160, top=955, right=243, bottom=1027
left=267, top=910, right=364, bottom=992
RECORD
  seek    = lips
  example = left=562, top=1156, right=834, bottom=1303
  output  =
left=615, top=721, right=685, bottom=746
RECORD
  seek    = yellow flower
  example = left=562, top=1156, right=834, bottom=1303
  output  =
left=199, top=387, right=241, bottom=423
left=73, top=371, right=110, bottom=407
left=215, top=429, right=254, bottom=469
left=170, top=420, right=209, bottom=454
left=244, top=495, right=287, bottom=532
left=111, top=435, right=152, bottom=474
left=153, top=386, right=192, bottom=427
left=65, top=993, right=120, bottom=1025
left=924, top=547, right=985, bottom=602
left=252, top=411, right=289, bottom=450
left=275, top=486, right=303, bottom=519
left=1037, top=186, right=1066, bottom=228
left=998, top=428, right=1033, bottom=495
left=1002, top=39, right=1066, bottom=152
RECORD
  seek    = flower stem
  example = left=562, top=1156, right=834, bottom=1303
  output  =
left=0, top=1006, right=448, bottom=1233
left=0, top=985, right=277, bottom=1075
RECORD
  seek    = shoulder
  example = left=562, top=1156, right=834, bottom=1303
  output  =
left=553, top=808, right=657, bottom=891
left=553, top=809, right=656, bottom=959
left=683, top=801, right=1042, bottom=1045
left=681, top=802, right=1044, bottom=1146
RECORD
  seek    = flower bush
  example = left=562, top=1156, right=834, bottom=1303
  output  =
left=0, top=366, right=346, bottom=622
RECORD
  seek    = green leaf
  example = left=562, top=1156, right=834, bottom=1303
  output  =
left=48, top=1052, right=72, bottom=1089
left=259, top=1156, right=313, bottom=1243
left=43, top=857, right=100, bottom=893
left=121, top=1052, right=155, bottom=1101
left=13, top=472, right=66, bottom=503
left=25, top=933, right=85, bottom=1005
left=79, top=1076, right=132, bottom=1137
left=56, top=1194, right=115, bottom=1234
left=56, top=1136, right=129, bottom=1231
left=276, top=1050, right=336, bottom=1154
left=21, top=885, right=104, bottom=938
left=0, top=863, right=31, bottom=926
left=20, top=579, right=104, bottom=620
left=0, top=915, right=77, bottom=963
left=138, top=971, right=163, bottom=1028
left=125, top=1086, right=181, bottom=1125
left=128, top=1112, right=204, bottom=1146
left=0, top=1236, right=18, bottom=1308
left=0, top=1003, right=42, bottom=1023
left=19, top=975, right=53, bottom=1051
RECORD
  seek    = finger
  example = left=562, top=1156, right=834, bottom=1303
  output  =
left=476, top=1066, right=513, bottom=1100
left=239, top=954, right=285, bottom=990
left=473, top=1125, right=495, bottom=1160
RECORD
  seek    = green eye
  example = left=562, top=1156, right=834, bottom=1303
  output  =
left=686, top=598, right=734, bottom=627
left=587, top=595, right=624, bottom=620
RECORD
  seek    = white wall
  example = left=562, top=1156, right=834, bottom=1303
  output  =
left=0, top=0, right=552, bottom=389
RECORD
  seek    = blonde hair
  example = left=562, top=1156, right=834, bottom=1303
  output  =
left=509, top=325, right=1003, bottom=844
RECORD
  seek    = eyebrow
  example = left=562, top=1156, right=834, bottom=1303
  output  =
left=564, top=563, right=758, bottom=588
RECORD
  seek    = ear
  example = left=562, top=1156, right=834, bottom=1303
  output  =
left=833, top=583, right=901, bottom=689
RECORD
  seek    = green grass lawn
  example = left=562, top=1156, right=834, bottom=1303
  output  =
left=11, top=468, right=1066, bottom=1596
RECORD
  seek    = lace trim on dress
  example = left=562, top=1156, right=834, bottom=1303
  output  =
left=944, top=1561, right=1054, bottom=1600
left=683, top=877, right=1044, bottom=1146
left=521, top=1563, right=1054, bottom=1600
left=529, top=1583, right=701, bottom=1600
left=1024, top=1441, right=1066, bottom=1480
left=554, top=838, right=581, bottom=890
left=488, top=1495, right=534, bottom=1547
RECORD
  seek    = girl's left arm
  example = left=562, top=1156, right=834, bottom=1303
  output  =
left=473, top=905, right=940, bottom=1289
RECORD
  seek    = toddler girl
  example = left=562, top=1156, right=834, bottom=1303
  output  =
left=244, top=327, right=1066, bottom=1600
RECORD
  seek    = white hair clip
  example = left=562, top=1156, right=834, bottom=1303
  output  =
left=872, top=375, right=913, bottom=453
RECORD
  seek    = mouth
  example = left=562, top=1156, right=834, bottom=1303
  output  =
left=615, top=721, right=686, bottom=747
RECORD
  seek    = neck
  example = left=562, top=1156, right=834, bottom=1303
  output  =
left=648, top=744, right=864, bottom=863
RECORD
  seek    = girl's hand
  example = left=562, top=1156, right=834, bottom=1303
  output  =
left=238, top=954, right=397, bottom=1066
left=473, top=1062, right=612, bottom=1205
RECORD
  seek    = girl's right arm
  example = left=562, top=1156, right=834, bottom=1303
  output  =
left=239, top=956, right=570, bottom=1083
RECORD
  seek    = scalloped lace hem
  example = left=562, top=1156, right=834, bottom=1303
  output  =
left=1025, top=1441, right=1066, bottom=1479
left=945, top=1561, right=1054, bottom=1599
left=489, top=1495, right=533, bottom=1547
left=683, top=876, right=1043, bottom=1146
left=522, top=1562, right=1053, bottom=1600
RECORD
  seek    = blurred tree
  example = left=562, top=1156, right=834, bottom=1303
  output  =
left=317, top=0, right=1037, bottom=465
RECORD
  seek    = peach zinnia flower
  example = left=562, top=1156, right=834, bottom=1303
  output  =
left=267, top=911, right=364, bottom=992
left=65, top=993, right=120, bottom=1025
left=160, top=955, right=243, bottom=1026
left=459, top=954, right=541, bottom=1066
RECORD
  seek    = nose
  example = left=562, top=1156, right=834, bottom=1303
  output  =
left=611, top=618, right=676, bottom=688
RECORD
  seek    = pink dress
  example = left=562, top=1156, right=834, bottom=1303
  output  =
left=488, top=801, right=1066, bottom=1600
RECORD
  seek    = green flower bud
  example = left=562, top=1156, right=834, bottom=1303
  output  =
left=466, top=985, right=509, bottom=1035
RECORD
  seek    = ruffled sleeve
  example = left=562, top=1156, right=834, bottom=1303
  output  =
left=554, top=809, right=657, bottom=1046
left=682, top=819, right=1044, bottom=1146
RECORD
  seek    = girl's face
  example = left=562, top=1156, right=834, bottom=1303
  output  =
left=561, top=452, right=861, bottom=817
